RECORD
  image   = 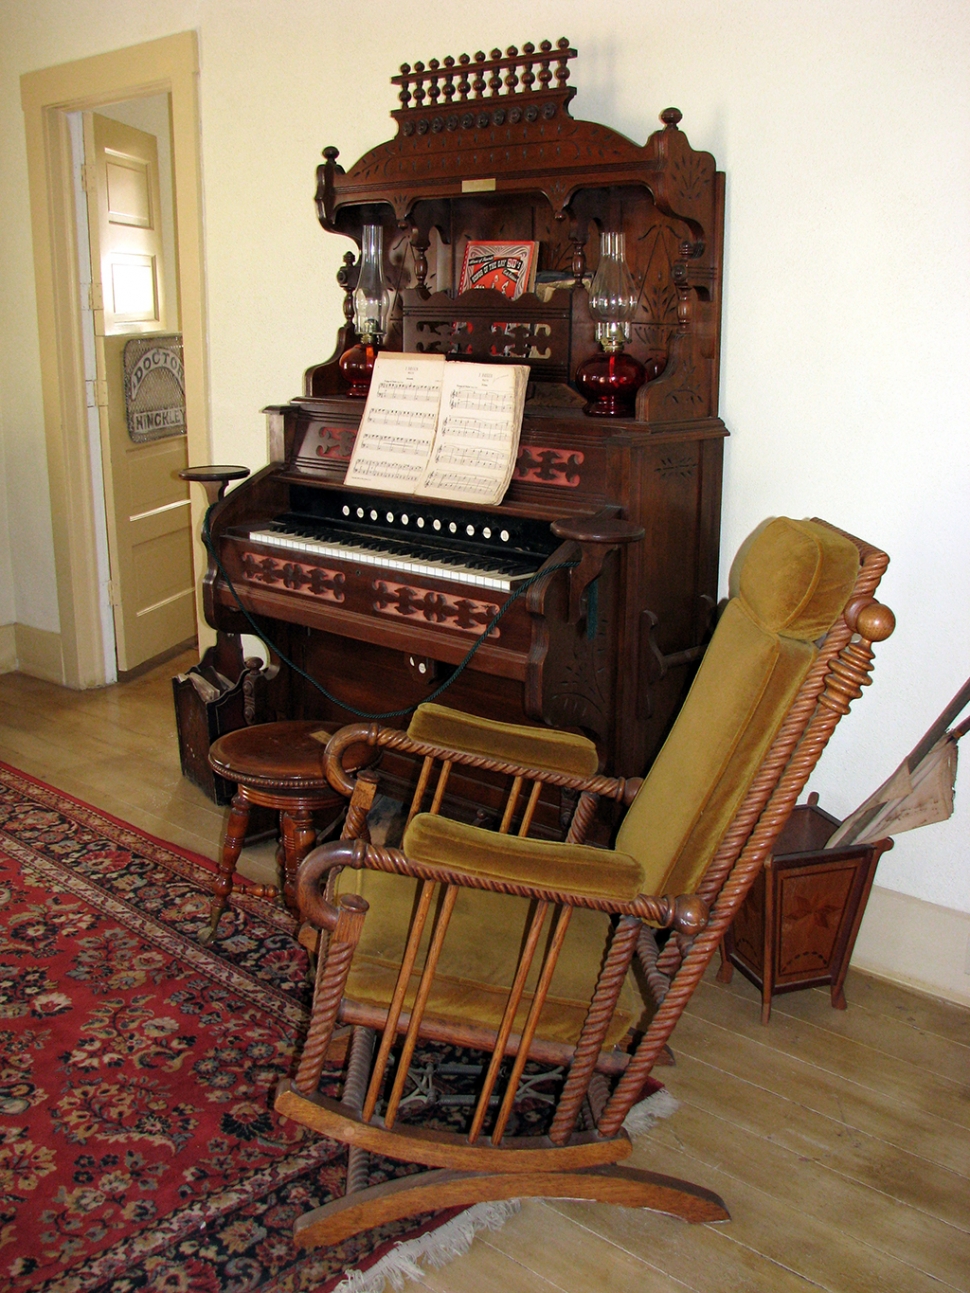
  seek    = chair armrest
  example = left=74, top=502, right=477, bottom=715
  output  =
left=296, top=833, right=709, bottom=937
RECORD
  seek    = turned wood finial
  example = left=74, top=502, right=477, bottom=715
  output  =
left=661, top=107, right=683, bottom=129
left=843, top=595, right=895, bottom=641
left=322, top=145, right=339, bottom=162
left=854, top=600, right=896, bottom=643
left=337, top=891, right=369, bottom=915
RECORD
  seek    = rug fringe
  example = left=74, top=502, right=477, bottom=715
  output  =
left=621, top=1085, right=680, bottom=1138
left=333, top=1088, right=679, bottom=1293
left=333, top=1199, right=520, bottom=1293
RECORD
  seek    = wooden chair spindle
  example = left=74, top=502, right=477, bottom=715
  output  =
left=384, top=884, right=459, bottom=1128
left=361, top=879, right=436, bottom=1121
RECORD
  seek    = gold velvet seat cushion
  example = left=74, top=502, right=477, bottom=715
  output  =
left=335, top=867, right=640, bottom=1049
left=408, top=703, right=600, bottom=777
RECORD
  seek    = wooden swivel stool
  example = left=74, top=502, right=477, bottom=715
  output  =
left=203, top=720, right=370, bottom=943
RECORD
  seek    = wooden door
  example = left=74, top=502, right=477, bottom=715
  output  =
left=84, top=112, right=195, bottom=671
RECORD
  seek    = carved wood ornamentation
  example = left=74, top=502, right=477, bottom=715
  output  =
left=514, top=447, right=584, bottom=487
left=193, top=36, right=728, bottom=794
left=240, top=552, right=345, bottom=602
left=314, top=427, right=357, bottom=460
left=372, top=580, right=501, bottom=635
left=656, top=451, right=697, bottom=480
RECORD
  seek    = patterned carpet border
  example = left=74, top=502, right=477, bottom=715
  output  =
left=0, top=760, right=461, bottom=1293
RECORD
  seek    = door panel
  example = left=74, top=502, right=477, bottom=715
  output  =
left=86, top=109, right=195, bottom=673
left=99, top=332, right=195, bottom=669
left=85, top=113, right=165, bottom=335
left=105, top=153, right=152, bottom=226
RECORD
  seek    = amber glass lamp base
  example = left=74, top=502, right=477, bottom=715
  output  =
left=339, top=340, right=379, bottom=398
left=575, top=348, right=646, bottom=418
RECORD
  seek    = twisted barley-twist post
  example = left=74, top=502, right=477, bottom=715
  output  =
left=565, top=790, right=600, bottom=843
left=343, top=1026, right=376, bottom=1196
left=294, top=894, right=368, bottom=1094
left=550, top=914, right=642, bottom=1144
left=636, top=925, right=670, bottom=1006
left=341, top=770, right=379, bottom=841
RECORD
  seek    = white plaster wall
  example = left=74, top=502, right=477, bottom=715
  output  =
left=0, top=0, right=967, bottom=917
left=0, top=8, right=60, bottom=632
left=0, top=376, right=14, bottom=627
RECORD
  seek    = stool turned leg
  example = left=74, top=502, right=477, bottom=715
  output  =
left=201, top=793, right=250, bottom=944
left=280, top=809, right=317, bottom=915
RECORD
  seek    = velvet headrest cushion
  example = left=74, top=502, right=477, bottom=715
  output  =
left=739, top=519, right=860, bottom=640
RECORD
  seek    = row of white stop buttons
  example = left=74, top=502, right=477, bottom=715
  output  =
left=341, top=503, right=511, bottom=543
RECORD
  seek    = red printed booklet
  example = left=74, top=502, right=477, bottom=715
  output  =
left=458, top=240, right=539, bottom=299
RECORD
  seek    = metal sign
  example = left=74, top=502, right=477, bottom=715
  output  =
left=123, top=335, right=186, bottom=442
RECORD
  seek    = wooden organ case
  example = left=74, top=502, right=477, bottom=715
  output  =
left=199, top=40, right=727, bottom=780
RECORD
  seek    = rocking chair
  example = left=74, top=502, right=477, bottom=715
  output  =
left=274, top=517, right=894, bottom=1245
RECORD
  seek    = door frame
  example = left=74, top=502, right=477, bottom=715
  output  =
left=21, top=32, right=208, bottom=688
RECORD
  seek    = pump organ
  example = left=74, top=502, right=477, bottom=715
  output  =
left=194, top=41, right=727, bottom=780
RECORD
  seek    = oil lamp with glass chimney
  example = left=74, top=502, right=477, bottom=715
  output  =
left=339, top=224, right=390, bottom=397
left=574, top=230, right=646, bottom=417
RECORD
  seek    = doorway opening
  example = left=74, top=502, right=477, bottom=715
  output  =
left=21, top=32, right=209, bottom=689
left=70, top=98, right=195, bottom=682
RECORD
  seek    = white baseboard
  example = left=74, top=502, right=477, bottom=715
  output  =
left=0, top=623, right=65, bottom=684
left=0, top=624, right=15, bottom=674
left=852, top=884, right=970, bottom=1007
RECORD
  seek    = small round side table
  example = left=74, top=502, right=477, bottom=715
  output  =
left=203, top=720, right=372, bottom=943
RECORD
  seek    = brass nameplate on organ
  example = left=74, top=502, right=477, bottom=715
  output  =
left=462, top=178, right=497, bottom=193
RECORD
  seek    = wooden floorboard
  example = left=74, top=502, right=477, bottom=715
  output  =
left=669, top=1008, right=970, bottom=1180
left=721, top=969, right=970, bottom=1085
left=661, top=1041, right=969, bottom=1231
left=547, top=1195, right=834, bottom=1293
left=480, top=1201, right=704, bottom=1293
left=645, top=1100, right=970, bottom=1289
left=831, top=971, right=970, bottom=1049
left=688, top=978, right=969, bottom=1130
left=1, top=660, right=968, bottom=1293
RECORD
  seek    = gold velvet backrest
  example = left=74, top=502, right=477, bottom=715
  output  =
left=616, top=518, right=861, bottom=897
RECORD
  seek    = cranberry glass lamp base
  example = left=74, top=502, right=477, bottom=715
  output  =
left=338, top=341, right=378, bottom=398
left=575, top=349, right=646, bottom=418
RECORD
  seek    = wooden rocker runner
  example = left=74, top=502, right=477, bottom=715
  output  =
left=274, top=517, right=895, bottom=1244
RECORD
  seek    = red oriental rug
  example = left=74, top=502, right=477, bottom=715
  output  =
left=0, top=761, right=675, bottom=1293
left=0, top=762, right=482, bottom=1293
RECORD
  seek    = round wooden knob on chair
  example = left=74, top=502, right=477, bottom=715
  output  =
left=671, top=894, right=709, bottom=937
left=854, top=601, right=895, bottom=643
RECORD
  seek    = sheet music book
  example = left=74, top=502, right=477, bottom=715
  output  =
left=343, top=352, right=528, bottom=505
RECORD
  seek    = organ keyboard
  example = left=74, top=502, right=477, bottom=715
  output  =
left=247, top=490, right=558, bottom=592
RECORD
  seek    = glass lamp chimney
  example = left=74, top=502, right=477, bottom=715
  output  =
left=588, top=231, right=638, bottom=353
left=353, top=224, right=389, bottom=343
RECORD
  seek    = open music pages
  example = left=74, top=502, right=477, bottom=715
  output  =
left=342, top=354, right=443, bottom=494
left=343, top=352, right=528, bottom=506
